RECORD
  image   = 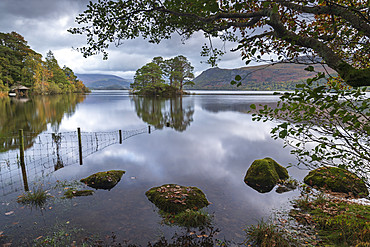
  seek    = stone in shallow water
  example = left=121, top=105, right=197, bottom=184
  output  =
left=304, top=166, right=369, bottom=198
left=64, top=189, right=94, bottom=199
left=80, top=170, right=125, bottom=190
left=145, top=184, right=209, bottom=214
left=244, top=157, right=289, bottom=193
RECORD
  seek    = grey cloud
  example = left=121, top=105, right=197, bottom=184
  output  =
left=0, top=0, right=246, bottom=79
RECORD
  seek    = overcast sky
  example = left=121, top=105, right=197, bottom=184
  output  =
left=0, top=0, right=250, bottom=79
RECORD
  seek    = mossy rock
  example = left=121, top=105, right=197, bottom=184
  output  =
left=64, top=189, right=94, bottom=199
left=304, top=166, right=369, bottom=198
left=244, top=157, right=289, bottom=193
left=80, top=170, right=125, bottom=190
left=145, top=184, right=210, bottom=214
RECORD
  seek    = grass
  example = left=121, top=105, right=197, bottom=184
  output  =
left=291, top=193, right=370, bottom=246
left=17, top=187, right=50, bottom=208
left=244, top=219, right=295, bottom=247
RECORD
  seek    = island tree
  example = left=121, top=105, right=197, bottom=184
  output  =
left=167, top=55, right=195, bottom=90
left=69, top=0, right=369, bottom=87
left=131, top=56, right=194, bottom=95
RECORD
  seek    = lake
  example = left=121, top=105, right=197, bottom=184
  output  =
left=0, top=90, right=308, bottom=246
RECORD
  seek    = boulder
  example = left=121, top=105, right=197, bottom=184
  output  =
left=304, top=166, right=369, bottom=198
left=244, top=157, right=289, bottom=193
left=145, top=184, right=209, bottom=214
left=80, top=170, right=125, bottom=190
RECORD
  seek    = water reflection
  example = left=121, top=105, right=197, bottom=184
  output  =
left=131, top=96, right=194, bottom=132
left=0, top=91, right=308, bottom=245
left=0, top=94, right=86, bottom=153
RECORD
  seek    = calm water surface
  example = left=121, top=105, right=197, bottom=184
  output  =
left=0, top=90, right=308, bottom=245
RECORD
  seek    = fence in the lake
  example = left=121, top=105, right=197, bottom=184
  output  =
left=0, top=126, right=153, bottom=196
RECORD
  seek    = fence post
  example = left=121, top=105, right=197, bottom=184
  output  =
left=77, top=127, right=83, bottom=165
left=119, top=130, right=122, bottom=144
left=19, top=129, right=29, bottom=191
left=148, top=125, right=151, bottom=134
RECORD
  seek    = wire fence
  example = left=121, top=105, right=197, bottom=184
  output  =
left=0, top=126, right=153, bottom=196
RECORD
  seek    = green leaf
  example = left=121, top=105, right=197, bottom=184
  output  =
left=279, top=130, right=288, bottom=139
left=235, top=75, right=242, bottom=81
left=304, top=66, right=314, bottom=72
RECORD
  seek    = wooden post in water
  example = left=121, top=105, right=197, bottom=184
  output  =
left=19, top=129, right=29, bottom=191
left=119, top=130, right=122, bottom=144
left=77, top=127, right=83, bottom=165
left=148, top=125, right=151, bottom=134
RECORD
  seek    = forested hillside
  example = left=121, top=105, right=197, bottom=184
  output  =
left=0, top=32, right=89, bottom=95
left=190, top=63, right=334, bottom=90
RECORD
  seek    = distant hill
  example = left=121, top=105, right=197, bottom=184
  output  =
left=76, top=74, right=132, bottom=90
left=189, top=63, right=335, bottom=90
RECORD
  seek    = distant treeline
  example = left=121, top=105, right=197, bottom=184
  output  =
left=0, top=32, right=89, bottom=95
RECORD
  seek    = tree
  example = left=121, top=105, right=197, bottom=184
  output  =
left=0, top=32, right=38, bottom=87
left=132, top=62, right=164, bottom=89
left=150, top=55, right=194, bottom=90
left=69, top=0, right=370, bottom=87
left=168, top=55, right=195, bottom=90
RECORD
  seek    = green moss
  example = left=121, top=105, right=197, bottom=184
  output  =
left=244, top=157, right=289, bottom=193
left=160, top=209, right=212, bottom=228
left=291, top=194, right=370, bottom=246
left=145, top=184, right=209, bottom=214
left=80, top=170, right=125, bottom=190
left=63, top=189, right=94, bottom=199
left=304, top=166, right=369, bottom=197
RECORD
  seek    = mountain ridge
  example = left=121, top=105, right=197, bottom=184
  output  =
left=76, top=74, right=132, bottom=90
left=190, top=63, right=334, bottom=90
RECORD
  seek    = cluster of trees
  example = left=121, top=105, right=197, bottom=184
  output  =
left=0, top=32, right=89, bottom=95
left=130, top=55, right=194, bottom=95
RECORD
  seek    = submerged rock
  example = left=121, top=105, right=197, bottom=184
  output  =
left=80, top=170, right=125, bottom=190
left=304, top=166, right=369, bottom=198
left=64, top=189, right=94, bottom=199
left=145, top=184, right=210, bottom=214
left=276, top=178, right=299, bottom=194
left=244, top=157, right=289, bottom=193
left=160, top=209, right=212, bottom=228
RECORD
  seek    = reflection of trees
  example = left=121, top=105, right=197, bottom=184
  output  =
left=131, top=96, right=194, bottom=132
left=0, top=94, right=86, bottom=152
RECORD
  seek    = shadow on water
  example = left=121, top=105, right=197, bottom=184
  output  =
left=131, top=95, right=194, bottom=132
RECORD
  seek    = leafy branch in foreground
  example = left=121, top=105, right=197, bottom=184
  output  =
left=251, top=76, right=370, bottom=185
left=69, top=0, right=370, bottom=87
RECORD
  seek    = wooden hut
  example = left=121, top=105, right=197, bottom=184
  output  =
left=9, top=85, right=30, bottom=97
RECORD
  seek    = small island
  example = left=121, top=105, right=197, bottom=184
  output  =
left=130, top=55, right=194, bottom=96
